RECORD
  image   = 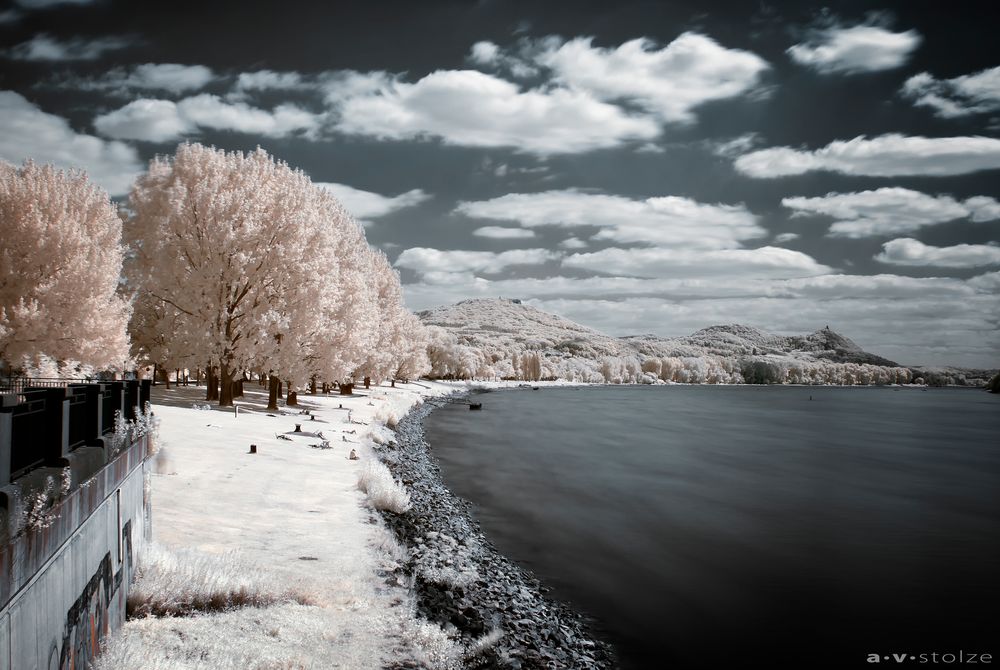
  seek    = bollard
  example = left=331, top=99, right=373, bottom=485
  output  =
left=311, top=414, right=316, bottom=421
left=235, top=405, right=239, bottom=417
left=249, top=444, right=257, bottom=454
left=294, top=424, right=301, bottom=432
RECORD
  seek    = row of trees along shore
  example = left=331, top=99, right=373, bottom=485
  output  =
left=1, top=143, right=431, bottom=407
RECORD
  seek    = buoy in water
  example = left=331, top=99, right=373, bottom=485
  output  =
left=469, top=402, right=483, bottom=410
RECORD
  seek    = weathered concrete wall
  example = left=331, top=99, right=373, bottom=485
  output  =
left=0, top=437, right=150, bottom=670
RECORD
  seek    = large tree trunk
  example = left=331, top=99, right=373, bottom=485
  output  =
left=338, top=382, right=354, bottom=395
left=309, top=376, right=317, bottom=394
left=267, top=375, right=280, bottom=411
left=286, top=380, right=298, bottom=406
left=164, top=365, right=171, bottom=389
left=364, top=376, right=371, bottom=389
left=219, top=362, right=235, bottom=406
left=206, top=364, right=219, bottom=401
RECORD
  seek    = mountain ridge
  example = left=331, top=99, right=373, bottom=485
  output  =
left=418, top=298, right=993, bottom=386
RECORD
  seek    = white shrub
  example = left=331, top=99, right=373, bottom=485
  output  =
left=397, top=619, right=464, bottom=670
left=373, top=406, right=399, bottom=429
left=110, top=402, right=161, bottom=457
left=357, top=460, right=411, bottom=514
left=369, top=423, right=396, bottom=447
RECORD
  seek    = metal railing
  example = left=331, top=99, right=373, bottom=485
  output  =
left=0, top=375, right=115, bottom=395
left=1, top=379, right=151, bottom=484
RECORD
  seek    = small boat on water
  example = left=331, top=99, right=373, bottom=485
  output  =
left=469, top=402, right=483, bottom=410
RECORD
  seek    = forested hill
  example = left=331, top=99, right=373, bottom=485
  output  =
left=418, top=298, right=990, bottom=386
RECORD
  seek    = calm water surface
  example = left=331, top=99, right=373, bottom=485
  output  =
left=424, top=386, right=1000, bottom=669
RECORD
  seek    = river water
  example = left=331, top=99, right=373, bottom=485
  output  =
left=423, top=385, right=1000, bottom=669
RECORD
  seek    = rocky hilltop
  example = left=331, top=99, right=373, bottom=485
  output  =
left=418, top=298, right=989, bottom=386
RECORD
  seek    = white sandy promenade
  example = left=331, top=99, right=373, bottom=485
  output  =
left=96, top=380, right=462, bottom=670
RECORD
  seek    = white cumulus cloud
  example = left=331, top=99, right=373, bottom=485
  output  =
left=875, top=238, right=1000, bottom=268
left=469, top=41, right=500, bottom=65
left=455, top=189, right=764, bottom=249
left=787, top=24, right=921, bottom=74
left=901, top=66, right=1000, bottom=118
left=93, top=99, right=191, bottom=142
left=472, top=226, right=538, bottom=240
left=965, top=196, right=1000, bottom=222
left=781, top=187, right=998, bottom=238
left=735, top=134, right=1000, bottom=178
left=330, top=69, right=658, bottom=155
left=559, top=237, right=588, bottom=250
left=57, top=63, right=215, bottom=95
left=315, top=182, right=430, bottom=221
left=562, top=246, right=831, bottom=279
left=0, top=90, right=141, bottom=195
left=537, top=33, right=769, bottom=123
left=178, top=94, right=321, bottom=137
left=94, top=94, right=322, bottom=141
left=236, top=70, right=305, bottom=91
left=395, top=247, right=560, bottom=275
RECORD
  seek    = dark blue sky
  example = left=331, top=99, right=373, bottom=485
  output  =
left=1, top=0, right=998, bottom=366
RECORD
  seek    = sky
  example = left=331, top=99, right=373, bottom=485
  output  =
left=1, top=0, right=998, bottom=367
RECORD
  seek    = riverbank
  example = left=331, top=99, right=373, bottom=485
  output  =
left=91, top=379, right=611, bottom=669
left=93, top=380, right=470, bottom=669
left=375, top=393, right=616, bottom=670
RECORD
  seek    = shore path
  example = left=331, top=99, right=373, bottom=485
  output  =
left=96, top=380, right=456, bottom=669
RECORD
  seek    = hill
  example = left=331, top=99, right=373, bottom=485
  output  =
left=418, top=298, right=920, bottom=385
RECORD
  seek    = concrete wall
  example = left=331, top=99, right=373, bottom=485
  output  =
left=0, top=437, right=150, bottom=670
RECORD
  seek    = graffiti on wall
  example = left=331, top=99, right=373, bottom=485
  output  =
left=56, top=520, right=133, bottom=670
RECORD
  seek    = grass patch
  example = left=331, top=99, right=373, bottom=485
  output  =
left=127, top=544, right=313, bottom=618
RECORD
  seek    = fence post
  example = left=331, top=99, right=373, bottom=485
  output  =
left=0, top=410, right=11, bottom=485
left=79, top=384, right=101, bottom=445
left=124, top=380, right=139, bottom=421
left=139, top=379, right=152, bottom=412
left=108, top=381, right=125, bottom=425
left=27, top=388, right=69, bottom=463
left=95, top=384, right=107, bottom=435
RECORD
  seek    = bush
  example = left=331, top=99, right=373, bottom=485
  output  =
left=357, top=460, right=411, bottom=514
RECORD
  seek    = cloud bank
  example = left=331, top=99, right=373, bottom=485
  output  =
left=735, top=134, right=1000, bottom=178
left=0, top=91, right=141, bottom=195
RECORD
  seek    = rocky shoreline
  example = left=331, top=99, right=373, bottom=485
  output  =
left=377, top=395, right=616, bottom=670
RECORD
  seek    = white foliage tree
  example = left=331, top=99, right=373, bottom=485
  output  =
left=356, top=250, right=431, bottom=384
left=126, top=142, right=418, bottom=406
left=127, top=143, right=368, bottom=405
left=0, top=160, right=131, bottom=374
